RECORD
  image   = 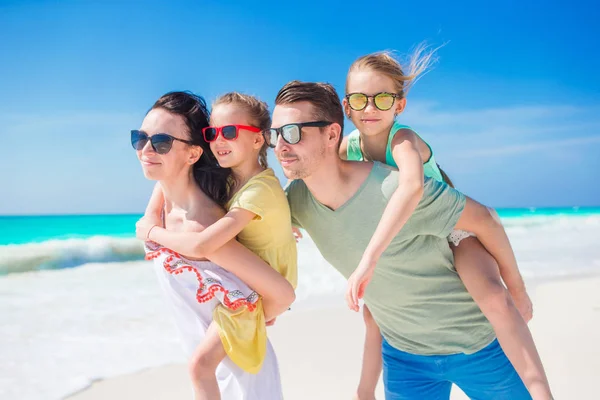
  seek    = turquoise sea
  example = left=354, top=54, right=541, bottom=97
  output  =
left=1, top=207, right=599, bottom=275
left=3, top=207, right=600, bottom=246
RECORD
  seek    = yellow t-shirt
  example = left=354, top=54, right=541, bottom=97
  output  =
left=226, top=168, right=298, bottom=289
left=214, top=168, right=297, bottom=374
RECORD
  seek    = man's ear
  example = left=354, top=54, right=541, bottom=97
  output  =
left=327, top=123, right=342, bottom=149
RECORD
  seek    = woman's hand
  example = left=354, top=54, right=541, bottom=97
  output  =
left=136, top=215, right=161, bottom=241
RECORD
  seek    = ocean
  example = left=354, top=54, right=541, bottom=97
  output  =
left=2, top=207, right=600, bottom=399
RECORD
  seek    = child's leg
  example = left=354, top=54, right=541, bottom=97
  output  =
left=354, top=305, right=382, bottom=400
left=453, top=238, right=552, bottom=399
left=188, top=322, right=227, bottom=400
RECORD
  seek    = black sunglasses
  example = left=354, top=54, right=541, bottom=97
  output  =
left=264, top=121, right=333, bottom=148
left=131, top=130, right=194, bottom=155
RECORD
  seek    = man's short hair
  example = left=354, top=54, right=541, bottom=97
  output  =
left=275, top=81, right=344, bottom=146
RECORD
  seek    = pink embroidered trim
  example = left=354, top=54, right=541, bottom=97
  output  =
left=146, top=246, right=259, bottom=312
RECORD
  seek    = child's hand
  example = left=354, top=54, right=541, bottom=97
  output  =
left=510, top=288, right=533, bottom=322
left=345, top=257, right=377, bottom=312
left=292, top=227, right=303, bottom=242
left=266, top=317, right=277, bottom=326
left=136, top=215, right=160, bottom=241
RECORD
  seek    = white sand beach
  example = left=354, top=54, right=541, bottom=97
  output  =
left=67, top=276, right=600, bottom=400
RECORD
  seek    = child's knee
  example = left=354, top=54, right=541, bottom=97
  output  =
left=188, top=351, right=217, bottom=380
left=478, top=283, right=513, bottom=319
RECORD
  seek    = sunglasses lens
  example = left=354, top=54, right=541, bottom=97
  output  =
left=263, top=129, right=276, bottom=148
left=282, top=125, right=301, bottom=145
left=131, top=130, right=147, bottom=150
left=152, top=134, right=174, bottom=154
left=221, top=125, right=237, bottom=140
left=348, top=93, right=368, bottom=111
left=374, top=93, right=395, bottom=111
left=203, top=128, right=217, bottom=141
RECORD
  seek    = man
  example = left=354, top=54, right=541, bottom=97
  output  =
left=266, top=80, right=553, bottom=399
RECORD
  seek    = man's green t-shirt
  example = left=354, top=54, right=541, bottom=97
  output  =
left=286, top=162, right=495, bottom=355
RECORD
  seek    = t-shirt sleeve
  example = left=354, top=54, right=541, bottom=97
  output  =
left=284, top=180, right=303, bottom=229
left=229, top=181, right=271, bottom=220
left=412, top=177, right=466, bottom=238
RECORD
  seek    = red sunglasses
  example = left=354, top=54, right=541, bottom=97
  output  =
left=202, top=124, right=262, bottom=142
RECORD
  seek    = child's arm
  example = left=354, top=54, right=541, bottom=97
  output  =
left=454, top=197, right=527, bottom=296
left=207, top=238, right=296, bottom=320
left=346, top=129, right=425, bottom=311
left=139, top=208, right=257, bottom=258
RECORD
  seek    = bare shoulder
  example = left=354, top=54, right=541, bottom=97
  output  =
left=185, top=199, right=226, bottom=233
left=391, top=128, right=419, bottom=146
left=391, top=128, right=431, bottom=160
left=339, top=135, right=349, bottom=160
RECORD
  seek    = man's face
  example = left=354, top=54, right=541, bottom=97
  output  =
left=272, top=101, right=328, bottom=180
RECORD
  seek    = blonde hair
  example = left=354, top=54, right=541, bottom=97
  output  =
left=213, top=92, right=270, bottom=168
left=346, top=42, right=442, bottom=98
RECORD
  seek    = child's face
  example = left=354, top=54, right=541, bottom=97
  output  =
left=344, top=69, right=406, bottom=137
left=209, top=103, right=264, bottom=169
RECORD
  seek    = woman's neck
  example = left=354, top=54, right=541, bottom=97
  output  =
left=159, top=171, right=203, bottom=213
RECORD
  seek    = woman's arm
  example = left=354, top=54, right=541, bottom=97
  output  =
left=145, top=182, right=165, bottom=218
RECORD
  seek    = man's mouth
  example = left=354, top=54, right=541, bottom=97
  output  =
left=279, top=157, right=297, bottom=166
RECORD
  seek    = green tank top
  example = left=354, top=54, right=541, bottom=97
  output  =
left=346, top=122, right=444, bottom=182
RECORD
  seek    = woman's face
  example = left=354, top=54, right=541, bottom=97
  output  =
left=136, top=108, right=201, bottom=181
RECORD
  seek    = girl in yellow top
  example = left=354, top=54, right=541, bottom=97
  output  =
left=137, top=92, right=297, bottom=400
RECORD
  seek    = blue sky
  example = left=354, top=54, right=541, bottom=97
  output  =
left=1, top=0, right=599, bottom=215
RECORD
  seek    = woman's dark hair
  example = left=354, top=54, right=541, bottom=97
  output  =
left=151, top=91, right=232, bottom=206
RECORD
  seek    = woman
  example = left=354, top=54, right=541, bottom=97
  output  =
left=132, top=90, right=294, bottom=399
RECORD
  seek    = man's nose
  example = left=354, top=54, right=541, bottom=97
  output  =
left=274, top=132, right=288, bottom=154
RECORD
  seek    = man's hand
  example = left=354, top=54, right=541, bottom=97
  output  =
left=292, top=227, right=303, bottom=242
